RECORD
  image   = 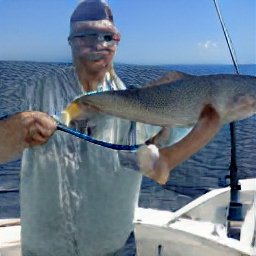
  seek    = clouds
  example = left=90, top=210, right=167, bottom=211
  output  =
left=194, top=39, right=232, bottom=64
left=198, top=40, right=218, bottom=49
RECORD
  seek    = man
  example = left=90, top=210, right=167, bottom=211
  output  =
left=0, top=0, right=221, bottom=255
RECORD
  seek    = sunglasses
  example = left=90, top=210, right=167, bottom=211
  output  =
left=68, top=32, right=120, bottom=44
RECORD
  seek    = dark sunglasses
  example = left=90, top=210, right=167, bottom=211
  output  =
left=68, top=32, right=120, bottom=43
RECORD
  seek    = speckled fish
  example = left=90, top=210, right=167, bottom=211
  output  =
left=63, top=72, right=256, bottom=128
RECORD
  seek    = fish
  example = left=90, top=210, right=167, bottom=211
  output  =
left=61, top=72, right=256, bottom=183
left=63, top=72, right=256, bottom=129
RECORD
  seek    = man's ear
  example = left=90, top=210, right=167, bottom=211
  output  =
left=114, top=32, right=121, bottom=44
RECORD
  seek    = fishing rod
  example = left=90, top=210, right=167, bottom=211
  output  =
left=212, top=0, right=242, bottom=240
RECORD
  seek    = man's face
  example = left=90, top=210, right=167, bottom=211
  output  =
left=69, top=20, right=120, bottom=74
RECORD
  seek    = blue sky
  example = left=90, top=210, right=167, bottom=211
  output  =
left=0, top=0, right=255, bottom=65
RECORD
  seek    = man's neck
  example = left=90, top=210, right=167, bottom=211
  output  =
left=76, top=66, right=107, bottom=92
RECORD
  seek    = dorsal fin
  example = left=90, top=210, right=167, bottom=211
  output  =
left=144, top=71, right=193, bottom=87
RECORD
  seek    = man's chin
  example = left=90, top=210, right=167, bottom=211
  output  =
left=91, top=59, right=111, bottom=69
left=77, top=56, right=112, bottom=72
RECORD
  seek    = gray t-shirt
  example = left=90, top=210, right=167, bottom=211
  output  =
left=20, top=67, right=143, bottom=256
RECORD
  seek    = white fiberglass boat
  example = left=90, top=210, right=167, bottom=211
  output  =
left=0, top=219, right=20, bottom=256
left=134, top=178, right=256, bottom=256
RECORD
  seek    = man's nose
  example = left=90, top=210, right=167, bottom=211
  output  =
left=95, top=41, right=110, bottom=50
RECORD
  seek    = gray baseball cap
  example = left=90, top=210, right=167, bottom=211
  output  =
left=70, top=0, right=114, bottom=23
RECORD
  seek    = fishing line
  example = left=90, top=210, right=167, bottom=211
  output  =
left=213, top=0, right=240, bottom=75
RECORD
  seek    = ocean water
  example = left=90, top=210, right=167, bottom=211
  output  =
left=0, top=61, right=255, bottom=228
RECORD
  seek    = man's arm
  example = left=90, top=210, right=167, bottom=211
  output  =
left=0, top=111, right=56, bottom=164
left=138, top=104, right=221, bottom=184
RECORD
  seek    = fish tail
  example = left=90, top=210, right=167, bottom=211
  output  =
left=61, top=102, right=81, bottom=125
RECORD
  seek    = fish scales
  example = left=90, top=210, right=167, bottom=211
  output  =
left=74, top=74, right=256, bottom=127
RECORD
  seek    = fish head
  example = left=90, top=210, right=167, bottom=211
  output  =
left=221, top=93, right=256, bottom=123
left=61, top=100, right=101, bottom=126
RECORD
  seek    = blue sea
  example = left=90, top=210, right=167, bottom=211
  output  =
left=0, top=61, right=255, bottom=229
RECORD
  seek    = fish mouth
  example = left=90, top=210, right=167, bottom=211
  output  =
left=61, top=100, right=102, bottom=126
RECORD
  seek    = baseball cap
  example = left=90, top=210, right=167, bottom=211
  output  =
left=70, top=0, right=114, bottom=23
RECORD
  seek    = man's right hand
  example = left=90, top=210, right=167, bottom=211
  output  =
left=18, top=111, right=57, bottom=147
left=0, top=111, right=57, bottom=163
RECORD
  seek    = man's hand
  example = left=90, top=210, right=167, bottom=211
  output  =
left=18, top=111, right=57, bottom=147
left=0, top=111, right=56, bottom=163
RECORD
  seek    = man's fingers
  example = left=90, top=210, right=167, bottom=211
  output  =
left=34, top=121, right=56, bottom=137
left=34, top=113, right=57, bottom=131
left=21, top=112, right=56, bottom=147
left=25, top=130, right=47, bottom=146
left=137, top=144, right=170, bottom=185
